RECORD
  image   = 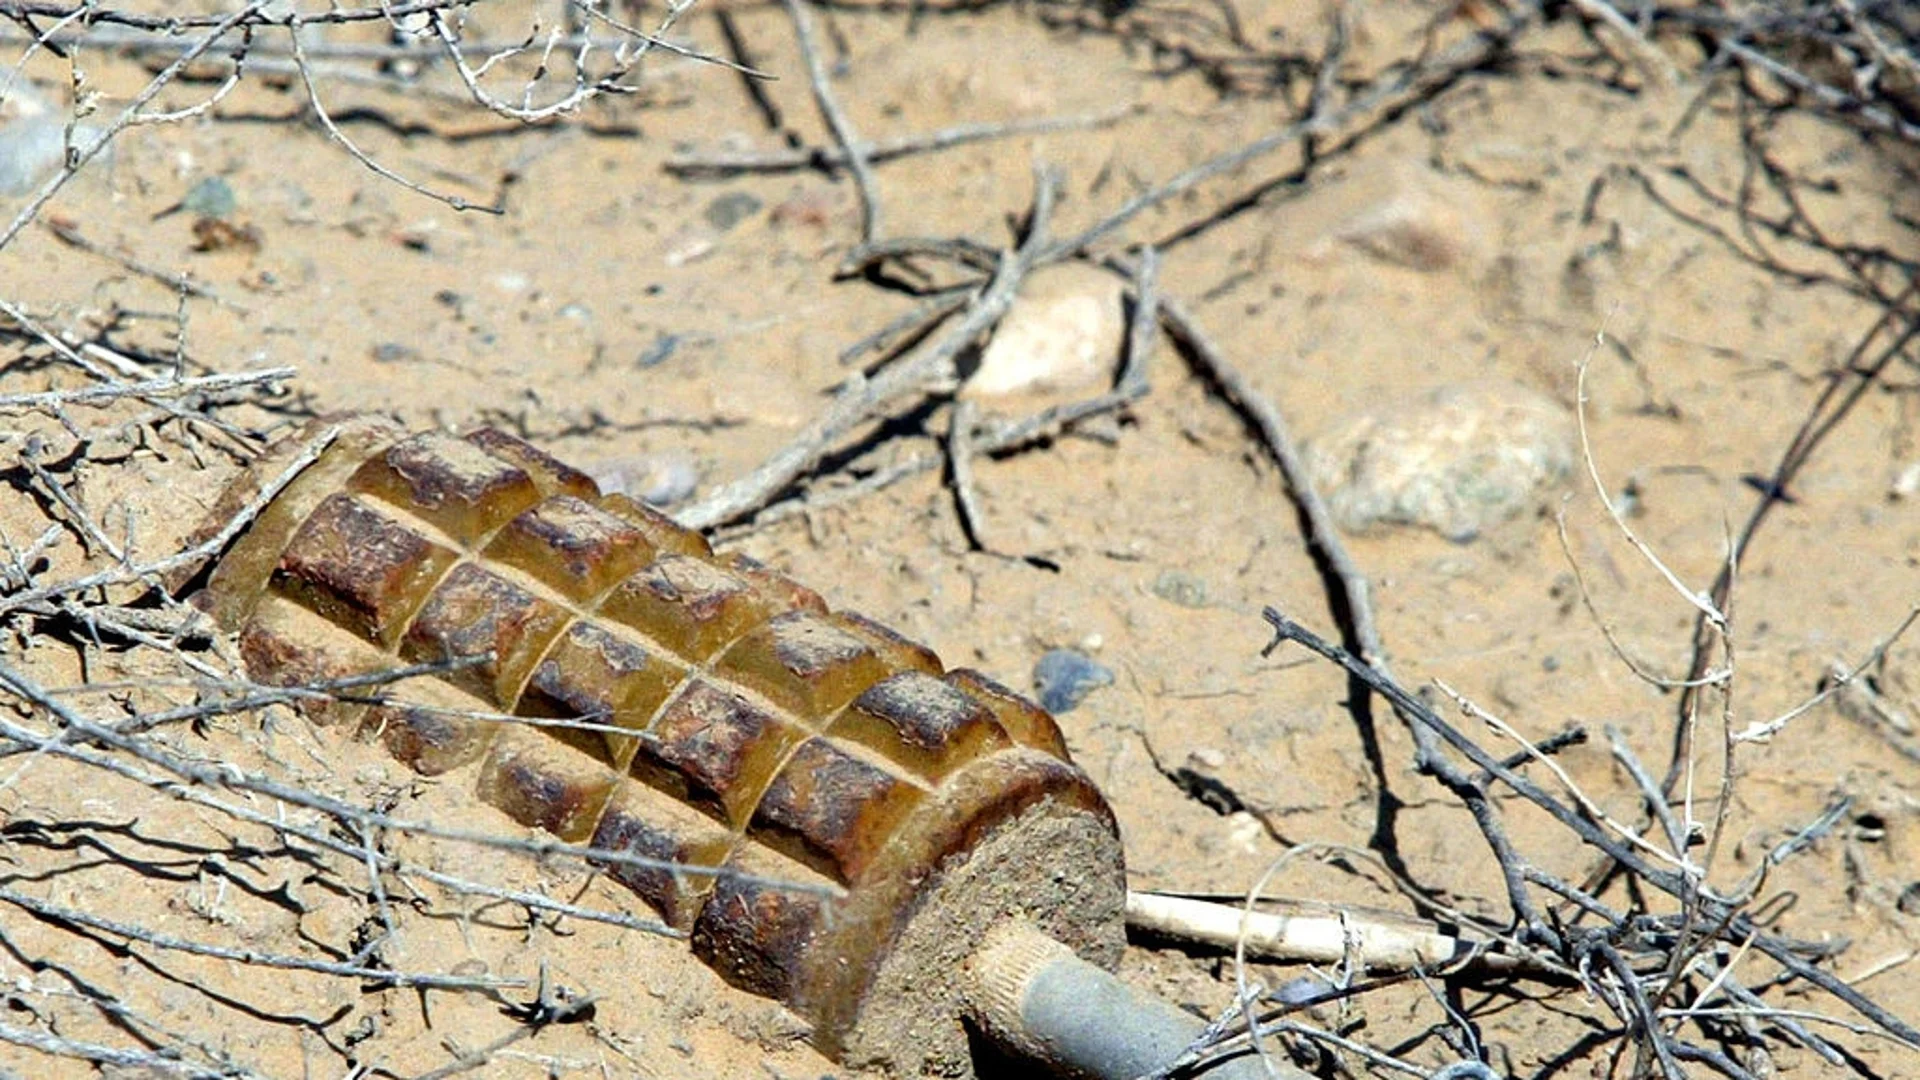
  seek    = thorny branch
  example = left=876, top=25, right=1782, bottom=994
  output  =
left=2, top=0, right=1919, bottom=1076
left=1258, top=611, right=1920, bottom=1051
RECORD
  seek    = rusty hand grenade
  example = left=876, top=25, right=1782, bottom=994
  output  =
left=188, top=417, right=1127, bottom=1076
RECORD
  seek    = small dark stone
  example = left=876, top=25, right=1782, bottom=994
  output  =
left=638, top=333, right=682, bottom=368
left=1032, top=649, right=1113, bottom=714
left=704, top=191, right=763, bottom=232
left=1898, top=882, right=1920, bottom=916
left=371, top=342, right=419, bottom=364
left=1271, top=974, right=1334, bottom=1006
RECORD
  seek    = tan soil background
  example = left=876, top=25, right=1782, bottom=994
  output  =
left=1, top=1, right=1917, bottom=1077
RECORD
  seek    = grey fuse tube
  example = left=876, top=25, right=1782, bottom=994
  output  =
left=964, top=921, right=1310, bottom=1080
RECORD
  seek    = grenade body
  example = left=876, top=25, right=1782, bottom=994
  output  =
left=194, top=418, right=1127, bottom=1075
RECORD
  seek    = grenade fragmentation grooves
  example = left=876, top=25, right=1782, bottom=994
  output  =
left=190, top=417, right=1127, bottom=1076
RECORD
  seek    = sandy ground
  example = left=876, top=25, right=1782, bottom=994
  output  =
left=0, top=1, right=1917, bottom=1077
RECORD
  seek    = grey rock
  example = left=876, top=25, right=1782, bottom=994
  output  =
left=637, top=332, right=682, bottom=368
left=1150, top=569, right=1209, bottom=608
left=371, top=342, right=419, bottom=363
left=1271, top=974, right=1336, bottom=1006
left=1307, top=381, right=1575, bottom=542
left=703, top=191, right=763, bottom=232
left=180, top=176, right=236, bottom=220
left=1032, top=648, right=1114, bottom=714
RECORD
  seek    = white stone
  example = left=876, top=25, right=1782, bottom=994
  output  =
left=1307, top=381, right=1575, bottom=542
left=963, top=264, right=1124, bottom=399
left=591, top=452, right=700, bottom=507
left=1891, top=461, right=1920, bottom=501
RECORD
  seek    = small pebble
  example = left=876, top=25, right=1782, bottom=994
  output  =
left=1890, top=461, right=1920, bottom=500
left=1150, top=569, right=1208, bottom=608
left=703, top=191, right=763, bottom=232
left=637, top=332, right=682, bottom=368
left=1271, top=974, right=1336, bottom=1006
left=592, top=453, right=699, bottom=507
left=663, top=230, right=715, bottom=267
left=371, top=342, right=419, bottom=364
left=1032, top=648, right=1114, bottom=714
left=179, top=175, right=236, bottom=219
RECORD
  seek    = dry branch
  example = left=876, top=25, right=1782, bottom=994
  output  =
left=663, top=107, right=1138, bottom=177
left=679, top=167, right=1059, bottom=530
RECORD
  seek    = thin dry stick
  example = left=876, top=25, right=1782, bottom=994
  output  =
left=427, top=0, right=720, bottom=123
left=1608, top=725, right=1688, bottom=857
left=1718, top=35, right=1920, bottom=145
left=1731, top=605, right=1920, bottom=745
left=39, top=218, right=239, bottom=308
left=287, top=19, right=501, bottom=214
left=1572, top=336, right=1747, bottom=1012
left=0, top=886, right=524, bottom=992
left=0, top=367, right=294, bottom=413
left=946, top=398, right=986, bottom=549
left=782, top=0, right=882, bottom=243
left=1670, top=283, right=1920, bottom=784
left=0, top=2, right=468, bottom=31
left=723, top=251, right=1160, bottom=537
left=1117, top=246, right=1159, bottom=391
left=680, top=168, right=1058, bottom=531
left=1569, top=0, right=1679, bottom=89
left=1250, top=1018, right=1429, bottom=1078
left=1576, top=338, right=1727, bottom=631
left=0, top=1021, right=235, bottom=1080
left=0, top=662, right=796, bottom=898
left=0, top=296, right=138, bottom=388
left=1261, top=609, right=1920, bottom=1050
left=1437, top=680, right=1692, bottom=874
left=1553, top=506, right=1722, bottom=689
left=0, top=311, right=276, bottom=453
left=1042, top=1, right=1540, bottom=262
left=665, top=106, right=1138, bottom=177
left=0, top=20, right=707, bottom=62
left=0, top=418, right=328, bottom=617
left=838, top=289, right=970, bottom=367
left=0, top=3, right=265, bottom=254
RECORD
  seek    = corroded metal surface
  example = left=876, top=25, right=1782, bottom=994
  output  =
left=196, top=418, right=1126, bottom=1069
